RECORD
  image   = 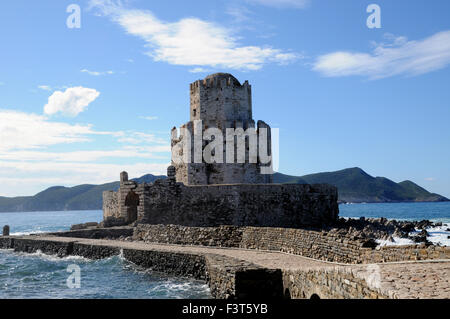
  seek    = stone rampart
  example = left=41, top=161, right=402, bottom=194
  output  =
left=133, top=224, right=243, bottom=247
left=133, top=224, right=450, bottom=264
left=0, top=236, right=289, bottom=299
left=2, top=235, right=448, bottom=299
left=283, top=267, right=386, bottom=299
left=103, top=181, right=339, bottom=229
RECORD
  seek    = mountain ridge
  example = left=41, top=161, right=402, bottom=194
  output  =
left=0, top=168, right=447, bottom=212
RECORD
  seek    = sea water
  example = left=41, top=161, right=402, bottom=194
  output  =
left=339, top=201, right=450, bottom=246
left=0, top=210, right=211, bottom=299
left=1, top=203, right=449, bottom=298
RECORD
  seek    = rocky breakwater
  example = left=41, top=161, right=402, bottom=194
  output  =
left=329, top=218, right=445, bottom=245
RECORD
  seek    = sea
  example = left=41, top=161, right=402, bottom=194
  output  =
left=0, top=210, right=211, bottom=299
left=0, top=202, right=449, bottom=299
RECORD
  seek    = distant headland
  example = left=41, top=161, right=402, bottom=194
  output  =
left=0, top=167, right=447, bottom=213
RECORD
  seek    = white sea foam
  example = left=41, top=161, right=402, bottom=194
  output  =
left=148, top=280, right=210, bottom=298
left=11, top=230, right=48, bottom=236
left=12, top=249, right=89, bottom=262
left=422, top=223, right=450, bottom=246
left=376, top=237, right=414, bottom=246
left=377, top=223, right=450, bottom=247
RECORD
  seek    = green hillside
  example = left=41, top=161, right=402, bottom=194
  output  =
left=0, top=174, right=164, bottom=212
left=274, top=167, right=449, bottom=203
left=0, top=169, right=447, bottom=212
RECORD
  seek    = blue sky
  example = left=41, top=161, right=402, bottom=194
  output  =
left=0, top=0, right=449, bottom=197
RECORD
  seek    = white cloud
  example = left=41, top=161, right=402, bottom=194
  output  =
left=81, top=69, right=114, bottom=76
left=89, top=0, right=298, bottom=71
left=44, top=86, right=100, bottom=117
left=0, top=82, right=5, bottom=86
left=0, top=110, right=99, bottom=151
left=226, top=5, right=253, bottom=23
left=189, top=67, right=211, bottom=73
left=0, top=161, right=169, bottom=197
left=38, top=85, right=53, bottom=91
left=0, top=146, right=170, bottom=163
left=245, top=0, right=310, bottom=9
left=425, top=177, right=436, bottom=182
left=140, top=115, right=159, bottom=121
left=117, top=131, right=167, bottom=145
left=313, top=31, right=450, bottom=79
left=0, top=108, right=171, bottom=196
left=0, top=109, right=167, bottom=152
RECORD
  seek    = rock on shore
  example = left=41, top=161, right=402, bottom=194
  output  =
left=329, top=217, right=441, bottom=245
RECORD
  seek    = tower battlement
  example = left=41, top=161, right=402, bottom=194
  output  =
left=189, top=73, right=252, bottom=124
left=172, top=73, right=272, bottom=185
left=189, top=73, right=250, bottom=90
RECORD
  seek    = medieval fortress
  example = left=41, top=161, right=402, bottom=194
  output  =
left=3, top=73, right=448, bottom=299
left=102, top=73, right=339, bottom=228
left=171, top=73, right=273, bottom=185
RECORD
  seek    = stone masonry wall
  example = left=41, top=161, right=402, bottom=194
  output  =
left=139, top=180, right=338, bottom=228
left=283, top=267, right=386, bottom=299
left=3, top=235, right=446, bottom=299
left=133, top=224, right=450, bottom=264
left=102, top=191, right=119, bottom=224
left=171, top=73, right=272, bottom=185
left=133, top=224, right=243, bottom=247
left=0, top=236, right=285, bottom=299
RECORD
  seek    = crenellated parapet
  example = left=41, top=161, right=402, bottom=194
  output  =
left=173, top=73, right=272, bottom=185
left=189, top=73, right=252, bottom=126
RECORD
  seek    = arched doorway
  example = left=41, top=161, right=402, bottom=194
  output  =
left=310, top=293, right=321, bottom=300
left=125, top=191, right=140, bottom=223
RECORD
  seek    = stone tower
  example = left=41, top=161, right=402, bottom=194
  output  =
left=171, top=73, right=273, bottom=185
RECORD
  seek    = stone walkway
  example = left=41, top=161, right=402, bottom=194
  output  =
left=18, top=236, right=450, bottom=298
left=378, top=262, right=449, bottom=299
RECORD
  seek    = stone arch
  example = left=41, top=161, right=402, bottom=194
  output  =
left=125, top=191, right=140, bottom=223
left=284, top=288, right=291, bottom=299
left=310, top=293, right=321, bottom=300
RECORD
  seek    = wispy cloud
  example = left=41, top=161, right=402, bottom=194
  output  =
left=140, top=116, right=159, bottom=121
left=0, top=147, right=169, bottom=163
left=89, top=0, right=298, bottom=71
left=0, top=161, right=169, bottom=197
left=81, top=69, right=114, bottom=76
left=313, top=31, right=450, bottom=79
left=117, top=131, right=166, bottom=145
left=0, top=82, right=5, bottom=86
left=0, top=110, right=97, bottom=152
left=245, top=0, right=310, bottom=9
left=189, top=67, right=211, bottom=74
left=38, top=85, right=53, bottom=91
left=0, top=109, right=168, bottom=152
left=44, top=86, right=100, bottom=117
left=0, top=108, right=170, bottom=196
left=226, top=5, right=253, bottom=23
left=425, top=177, right=436, bottom=182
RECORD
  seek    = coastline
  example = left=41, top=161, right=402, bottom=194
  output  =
left=2, top=199, right=450, bottom=214
left=1, top=228, right=449, bottom=299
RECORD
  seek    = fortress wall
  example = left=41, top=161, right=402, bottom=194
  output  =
left=48, top=227, right=134, bottom=240
left=102, top=191, right=119, bottom=224
left=240, top=227, right=450, bottom=263
left=282, top=268, right=387, bottom=299
left=0, top=236, right=288, bottom=299
left=172, top=74, right=272, bottom=186
left=140, top=182, right=338, bottom=228
left=133, top=224, right=244, bottom=247
left=102, top=180, right=145, bottom=227
left=360, top=244, right=450, bottom=263
left=4, top=235, right=445, bottom=299
left=133, top=224, right=450, bottom=264
left=241, top=227, right=364, bottom=263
